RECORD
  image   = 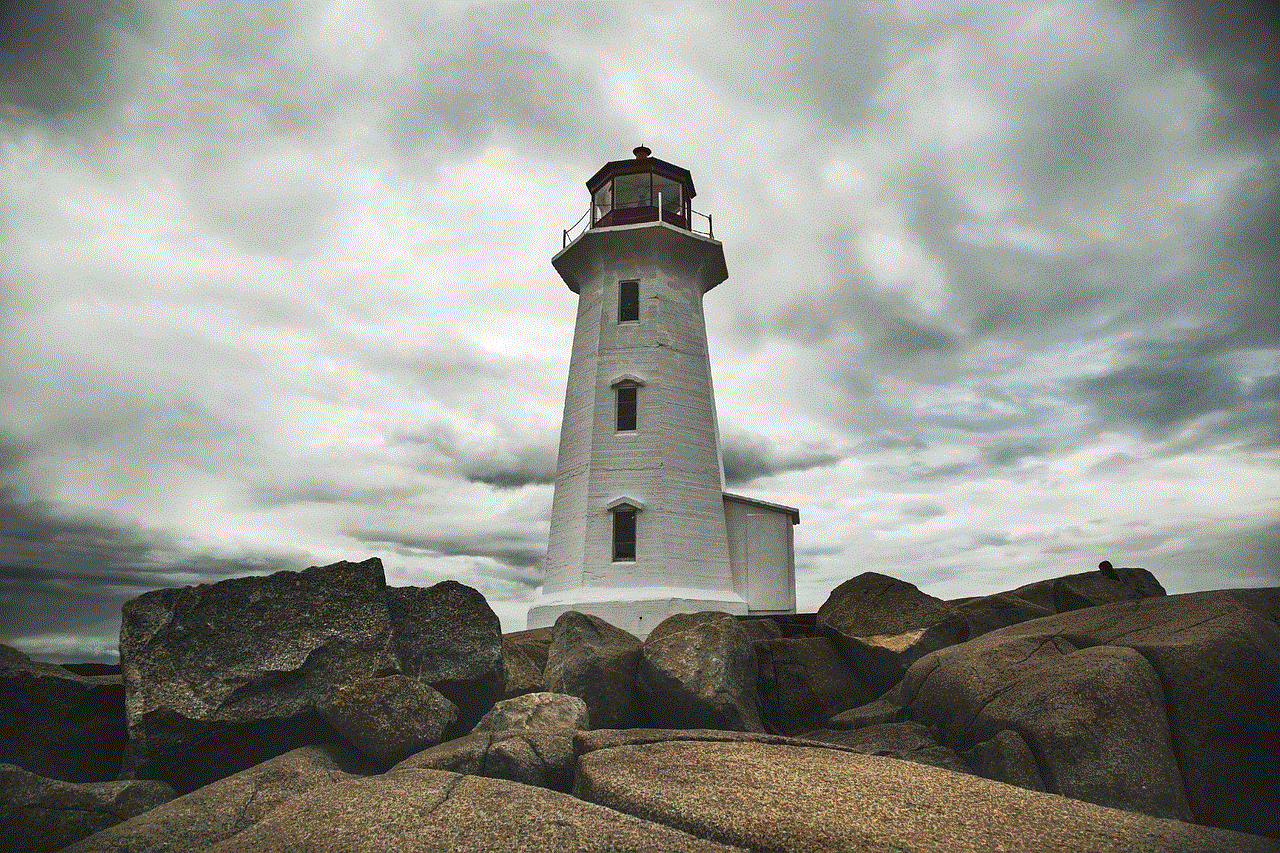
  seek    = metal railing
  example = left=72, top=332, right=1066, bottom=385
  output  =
left=563, top=198, right=715, bottom=248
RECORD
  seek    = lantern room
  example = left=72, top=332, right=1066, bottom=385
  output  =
left=587, top=145, right=695, bottom=230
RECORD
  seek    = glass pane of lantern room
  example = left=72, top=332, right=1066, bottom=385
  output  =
left=613, top=173, right=651, bottom=209
left=653, top=176, right=681, bottom=213
left=593, top=183, right=612, bottom=221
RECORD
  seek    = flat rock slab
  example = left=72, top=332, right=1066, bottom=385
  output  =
left=61, top=744, right=369, bottom=853
left=574, top=740, right=1280, bottom=853
left=208, top=768, right=745, bottom=853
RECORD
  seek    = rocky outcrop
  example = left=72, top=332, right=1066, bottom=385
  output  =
left=754, top=635, right=871, bottom=734
left=0, top=763, right=174, bottom=853
left=893, top=588, right=1280, bottom=838
left=319, top=676, right=457, bottom=766
left=392, top=727, right=579, bottom=792
left=798, top=721, right=969, bottom=772
left=472, top=692, right=589, bottom=733
left=60, top=744, right=370, bottom=853
left=385, top=582, right=505, bottom=733
left=816, top=572, right=969, bottom=692
left=207, top=768, right=745, bottom=853
left=1007, top=564, right=1166, bottom=613
left=118, top=559, right=397, bottom=791
left=636, top=612, right=764, bottom=732
left=951, top=591, right=1055, bottom=638
left=574, top=739, right=1278, bottom=852
left=0, top=645, right=126, bottom=782
left=544, top=612, right=642, bottom=729
left=500, top=627, right=551, bottom=697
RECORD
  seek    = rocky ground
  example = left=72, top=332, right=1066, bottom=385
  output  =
left=2, top=557, right=1277, bottom=852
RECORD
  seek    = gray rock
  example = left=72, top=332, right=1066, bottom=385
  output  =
left=636, top=611, right=764, bottom=732
left=60, top=744, right=370, bottom=853
left=501, top=627, right=551, bottom=697
left=574, top=739, right=1279, bottom=852
left=816, top=572, right=969, bottom=693
left=895, top=588, right=1280, bottom=837
left=754, top=635, right=872, bottom=735
left=207, top=768, right=746, bottom=853
left=0, top=763, right=174, bottom=853
left=391, top=727, right=578, bottom=792
left=471, top=691, right=589, bottom=733
left=319, top=676, right=457, bottom=766
left=118, top=558, right=397, bottom=791
left=0, top=645, right=126, bottom=782
left=385, top=581, right=505, bottom=732
left=544, top=611, right=642, bottom=729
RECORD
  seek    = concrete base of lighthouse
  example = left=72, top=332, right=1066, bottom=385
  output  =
left=527, top=586, right=748, bottom=640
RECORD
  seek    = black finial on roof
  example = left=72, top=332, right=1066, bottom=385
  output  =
left=633, top=145, right=651, bottom=159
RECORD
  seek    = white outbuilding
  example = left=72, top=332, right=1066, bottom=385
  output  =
left=527, top=147, right=798, bottom=639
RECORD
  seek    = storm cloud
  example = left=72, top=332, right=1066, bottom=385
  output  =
left=2, top=1, right=1276, bottom=660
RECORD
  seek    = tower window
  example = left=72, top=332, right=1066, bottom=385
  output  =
left=616, top=385, right=637, bottom=431
left=612, top=508, right=636, bottom=561
left=618, top=280, right=639, bottom=322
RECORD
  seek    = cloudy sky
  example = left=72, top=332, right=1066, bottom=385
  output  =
left=2, top=1, right=1276, bottom=662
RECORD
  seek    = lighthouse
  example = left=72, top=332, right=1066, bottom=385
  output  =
left=528, top=147, right=798, bottom=638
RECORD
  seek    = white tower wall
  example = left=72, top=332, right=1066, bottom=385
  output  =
left=529, top=221, right=746, bottom=637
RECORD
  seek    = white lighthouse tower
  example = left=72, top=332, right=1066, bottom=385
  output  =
left=528, top=147, right=798, bottom=638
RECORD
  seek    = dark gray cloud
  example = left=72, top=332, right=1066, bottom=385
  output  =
left=0, top=0, right=151, bottom=121
left=720, top=431, right=843, bottom=486
left=3, top=0, right=1277, bottom=658
left=1157, top=0, right=1280, bottom=146
left=0, top=487, right=304, bottom=655
left=345, top=527, right=544, bottom=579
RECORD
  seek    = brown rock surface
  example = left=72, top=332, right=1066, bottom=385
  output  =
left=60, top=743, right=370, bottom=853
left=574, top=740, right=1279, bottom=852
left=895, top=588, right=1280, bottom=837
left=544, top=611, right=642, bottom=728
left=208, top=768, right=746, bottom=853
